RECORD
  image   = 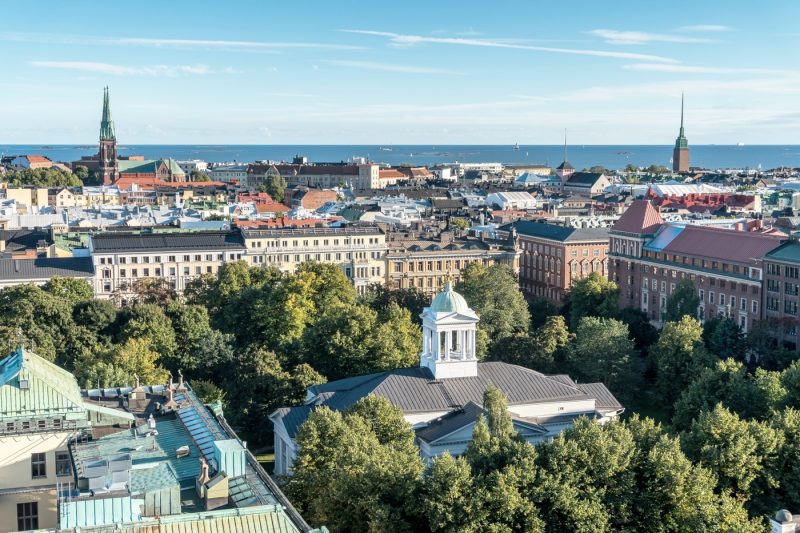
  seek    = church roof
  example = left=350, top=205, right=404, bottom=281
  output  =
left=429, top=282, right=470, bottom=313
left=118, top=158, right=186, bottom=176
left=610, top=200, right=664, bottom=235
left=274, top=362, right=620, bottom=438
left=100, top=87, right=115, bottom=141
left=556, top=160, right=575, bottom=171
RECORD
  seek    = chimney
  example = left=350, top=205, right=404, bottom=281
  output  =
left=177, top=370, right=186, bottom=392
left=196, top=457, right=210, bottom=498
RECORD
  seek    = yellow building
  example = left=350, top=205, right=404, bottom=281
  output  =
left=385, top=231, right=520, bottom=295
left=2, top=187, right=49, bottom=209
left=241, top=226, right=387, bottom=293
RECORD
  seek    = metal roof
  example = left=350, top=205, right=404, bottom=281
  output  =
left=0, top=257, right=94, bottom=281
left=0, top=347, right=86, bottom=421
left=240, top=226, right=382, bottom=238
left=280, top=362, right=621, bottom=438
left=90, top=231, right=245, bottom=253
left=507, top=220, right=609, bottom=243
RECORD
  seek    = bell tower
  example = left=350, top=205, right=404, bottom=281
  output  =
left=98, top=87, right=118, bottom=185
left=420, top=282, right=480, bottom=379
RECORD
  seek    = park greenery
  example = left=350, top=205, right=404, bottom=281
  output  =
left=3, top=166, right=85, bottom=187
left=2, top=265, right=798, bottom=530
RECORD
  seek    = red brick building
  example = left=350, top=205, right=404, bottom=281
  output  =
left=609, top=200, right=785, bottom=331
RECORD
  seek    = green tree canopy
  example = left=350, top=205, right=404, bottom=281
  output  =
left=564, top=272, right=620, bottom=329
left=567, top=317, right=636, bottom=396
left=664, top=278, right=700, bottom=323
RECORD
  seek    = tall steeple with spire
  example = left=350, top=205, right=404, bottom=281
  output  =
left=555, top=128, right=575, bottom=191
left=98, top=87, right=118, bottom=185
left=672, top=93, right=689, bottom=173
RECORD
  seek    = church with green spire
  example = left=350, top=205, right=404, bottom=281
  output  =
left=672, top=93, right=690, bottom=173
left=98, top=86, right=119, bottom=184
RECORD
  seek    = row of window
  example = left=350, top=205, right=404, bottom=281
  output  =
left=766, top=279, right=800, bottom=295
left=248, top=236, right=382, bottom=249
left=697, top=289, right=757, bottom=314
left=641, top=251, right=758, bottom=278
left=767, top=263, right=800, bottom=278
left=99, top=252, right=241, bottom=265
left=30, top=451, right=71, bottom=479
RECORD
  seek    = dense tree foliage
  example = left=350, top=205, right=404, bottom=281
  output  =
left=564, top=272, right=620, bottom=329
left=664, top=278, right=700, bottom=323
left=4, top=167, right=83, bottom=187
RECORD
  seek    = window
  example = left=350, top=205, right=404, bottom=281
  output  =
left=752, top=300, right=758, bottom=314
left=31, top=452, right=46, bottom=478
left=740, top=298, right=747, bottom=311
left=56, top=452, right=71, bottom=476
left=709, top=291, right=714, bottom=304
left=17, top=502, right=38, bottom=531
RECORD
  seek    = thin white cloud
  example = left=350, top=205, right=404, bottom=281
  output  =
left=341, top=30, right=679, bottom=63
left=0, top=32, right=362, bottom=51
left=323, top=59, right=458, bottom=74
left=677, top=25, right=733, bottom=32
left=30, top=61, right=216, bottom=76
left=589, top=29, right=712, bottom=45
left=622, top=63, right=800, bottom=76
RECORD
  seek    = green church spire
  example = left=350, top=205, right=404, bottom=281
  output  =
left=100, top=86, right=116, bottom=141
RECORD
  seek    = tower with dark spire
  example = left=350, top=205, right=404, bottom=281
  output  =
left=672, top=93, right=689, bottom=173
left=98, top=87, right=118, bottom=185
left=555, top=128, right=575, bottom=191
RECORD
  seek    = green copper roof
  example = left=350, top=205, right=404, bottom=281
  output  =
left=429, top=281, right=471, bottom=313
left=118, top=158, right=186, bottom=175
left=0, top=347, right=86, bottom=421
left=100, top=87, right=116, bottom=141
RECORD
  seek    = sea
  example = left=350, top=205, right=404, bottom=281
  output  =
left=2, top=144, right=800, bottom=171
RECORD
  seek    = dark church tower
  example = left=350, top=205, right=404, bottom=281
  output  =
left=98, top=87, right=118, bottom=185
left=672, top=93, right=689, bottom=173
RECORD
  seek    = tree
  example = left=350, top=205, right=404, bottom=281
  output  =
left=132, top=278, right=178, bottom=305
left=287, top=402, right=424, bottom=532
left=74, top=165, right=89, bottom=181
left=73, top=299, right=118, bottom=335
left=264, top=172, right=287, bottom=202
left=567, top=317, right=636, bottom=395
left=682, top=404, right=784, bottom=505
left=5, top=167, right=82, bottom=187
left=190, top=170, right=211, bottom=182
left=450, top=218, right=471, bottom=233
left=486, top=316, right=570, bottom=373
left=42, top=276, right=93, bottom=304
left=672, top=358, right=786, bottom=430
left=664, top=278, right=700, bottom=323
left=360, top=284, right=429, bottom=324
left=617, top=308, right=658, bottom=350
left=650, top=316, right=718, bottom=408
left=191, top=379, right=227, bottom=406
left=703, top=317, right=746, bottom=361
left=458, top=263, right=530, bottom=346
left=583, top=165, right=608, bottom=174
left=115, top=304, right=177, bottom=360
left=163, top=303, right=235, bottom=379
left=771, top=408, right=800, bottom=511
left=528, top=297, right=558, bottom=329
left=76, top=337, right=169, bottom=387
left=418, top=454, right=483, bottom=532
left=564, top=272, right=620, bottom=329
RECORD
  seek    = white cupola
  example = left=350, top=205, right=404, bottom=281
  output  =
left=420, top=282, right=480, bottom=379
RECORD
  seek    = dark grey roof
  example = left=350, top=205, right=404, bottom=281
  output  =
left=577, top=383, right=624, bottom=411
left=0, top=257, right=94, bottom=280
left=91, top=231, right=245, bottom=253
left=0, top=229, right=51, bottom=254
left=431, top=198, right=466, bottom=209
left=505, top=220, right=609, bottom=243
left=556, top=160, right=575, bottom=171
left=566, top=172, right=605, bottom=186
left=415, top=401, right=485, bottom=442
left=276, top=362, right=621, bottom=438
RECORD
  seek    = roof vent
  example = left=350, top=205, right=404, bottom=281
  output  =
left=19, top=378, right=29, bottom=390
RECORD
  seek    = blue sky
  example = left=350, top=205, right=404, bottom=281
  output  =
left=2, top=0, right=799, bottom=144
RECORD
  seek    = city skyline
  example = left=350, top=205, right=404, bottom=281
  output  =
left=2, top=0, right=800, bottom=144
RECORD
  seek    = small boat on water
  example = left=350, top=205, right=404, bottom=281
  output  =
left=737, top=142, right=745, bottom=147
left=514, top=142, right=520, bottom=150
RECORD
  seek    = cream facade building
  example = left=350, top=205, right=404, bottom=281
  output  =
left=89, top=231, right=246, bottom=300
left=241, top=226, right=387, bottom=293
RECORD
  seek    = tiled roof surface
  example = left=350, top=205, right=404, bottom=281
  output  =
left=611, top=200, right=664, bottom=235
left=91, top=231, right=246, bottom=252
left=645, top=223, right=784, bottom=263
left=565, top=172, right=604, bottom=185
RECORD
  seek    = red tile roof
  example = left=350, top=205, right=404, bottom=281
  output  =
left=611, top=200, right=664, bottom=234
left=234, top=217, right=340, bottom=229
left=656, top=225, right=784, bottom=264
left=254, top=201, right=290, bottom=213
left=26, top=155, right=52, bottom=163
left=379, top=169, right=406, bottom=179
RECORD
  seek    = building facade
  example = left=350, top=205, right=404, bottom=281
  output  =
left=505, top=221, right=610, bottom=304
left=249, top=163, right=381, bottom=190
left=385, top=231, right=520, bottom=295
left=89, top=232, right=247, bottom=300
left=762, top=241, right=800, bottom=351
left=240, top=226, right=387, bottom=292
left=609, top=200, right=783, bottom=329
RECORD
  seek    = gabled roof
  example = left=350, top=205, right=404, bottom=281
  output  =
left=0, top=257, right=94, bottom=281
left=611, top=200, right=664, bottom=235
left=556, top=160, right=574, bottom=171
left=765, top=240, right=800, bottom=263
left=415, top=401, right=547, bottom=443
left=0, top=347, right=86, bottom=420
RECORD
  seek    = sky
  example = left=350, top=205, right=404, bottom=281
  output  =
left=2, top=0, right=800, bottom=145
